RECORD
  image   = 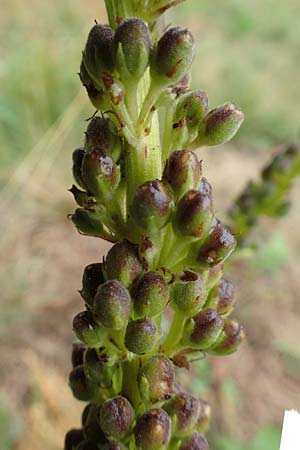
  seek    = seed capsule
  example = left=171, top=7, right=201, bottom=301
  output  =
left=195, top=102, right=244, bottom=147
left=217, top=278, right=236, bottom=316
left=83, top=24, right=114, bottom=86
left=94, top=280, right=131, bottom=329
left=196, top=399, right=211, bottom=433
left=163, top=150, right=201, bottom=198
left=69, top=365, right=98, bottom=401
left=85, top=117, right=122, bottom=163
left=179, top=431, right=209, bottom=450
left=152, top=27, right=195, bottom=86
left=130, top=180, right=173, bottom=232
left=185, top=308, right=224, bottom=350
left=173, top=179, right=214, bottom=238
left=73, top=310, right=103, bottom=348
left=105, top=240, right=144, bottom=289
left=134, top=408, right=171, bottom=450
left=133, top=271, right=169, bottom=318
left=171, top=271, right=207, bottom=316
left=80, top=263, right=105, bottom=307
left=81, top=149, right=120, bottom=199
left=71, top=342, right=87, bottom=368
left=79, top=60, right=107, bottom=110
left=125, top=318, right=158, bottom=355
left=83, top=348, right=115, bottom=387
left=139, top=355, right=175, bottom=402
left=196, top=220, right=236, bottom=267
left=69, top=185, right=93, bottom=209
left=83, top=403, right=107, bottom=444
left=113, top=18, right=151, bottom=81
left=71, top=208, right=106, bottom=238
left=163, top=393, right=200, bottom=437
left=99, top=396, right=135, bottom=440
left=174, top=91, right=209, bottom=142
left=72, top=148, right=86, bottom=189
left=209, top=319, right=245, bottom=355
left=64, top=429, right=84, bottom=450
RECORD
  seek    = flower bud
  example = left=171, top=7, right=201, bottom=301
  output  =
left=105, top=240, right=144, bottom=289
left=163, top=393, right=200, bottom=437
left=79, top=60, right=107, bottom=110
left=196, top=399, right=211, bottom=433
left=71, top=208, right=106, bottom=238
left=171, top=271, right=207, bottom=316
left=113, top=18, right=151, bottom=81
left=72, top=147, right=85, bottom=189
left=80, top=263, right=105, bottom=307
left=64, top=429, right=84, bottom=450
left=69, top=365, right=98, bottom=401
left=139, top=355, right=175, bottom=402
left=196, top=220, right=236, bottom=267
left=209, top=319, right=245, bottom=355
left=173, top=180, right=214, bottom=238
left=133, top=271, right=169, bottom=318
left=84, top=348, right=115, bottom=387
left=83, top=24, right=114, bottom=86
left=134, top=408, right=171, bottom=450
left=83, top=403, right=107, bottom=444
left=125, top=318, right=158, bottom=355
left=71, top=343, right=87, bottom=368
left=81, top=150, right=120, bottom=199
left=85, top=117, right=122, bottom=163
left=130, top=180, right=173, bottom=232
left=195, top=102, right=244, bottom=147
left=174, top=91, right=209, bottom=142
left=94, top=280, right=131, bottom=329
left=185, top=309, right=224, bottom=350
left=99, top=396, right=135, bottom=440
left=163, top=150, right=201, bottom=198
left=73, top=310, right=103, bottom=348
left=152, top=27, right=195, bottom=86
left=179, top=431, right=209, bottom=450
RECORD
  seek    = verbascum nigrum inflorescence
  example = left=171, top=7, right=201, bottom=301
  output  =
left=65, top=1, right=299, bottom=449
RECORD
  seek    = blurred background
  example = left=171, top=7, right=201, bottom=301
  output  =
left=0, top=0, right=299, bottom=449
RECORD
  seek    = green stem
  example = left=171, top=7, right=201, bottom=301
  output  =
left=162, top=311, right=186, bottom=354
left=122, top=357, right=141, bottom=409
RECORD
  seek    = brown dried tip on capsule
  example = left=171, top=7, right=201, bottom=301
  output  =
left=197, top=220, right=236, bottom=267
left=163, top=393, right=200, bottom=437
left=179, top=431, right=209, bottom=450
left=196, top=399, right=211, bottom=433
left=139, top=355, right=175, bottom=403
left=217, top=278, right=236, bottom=316
left=99, top=396, right=135, bottom=440
left=171, top=271, right=207, bottom=316
left=209, top=319, right=245, bottom=355
left=134, top=408, right=171, bottom=450
left=163, top=150, right=201, bottom=197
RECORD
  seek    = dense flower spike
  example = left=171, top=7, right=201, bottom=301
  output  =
left=63, top=1, right=300, bottom=449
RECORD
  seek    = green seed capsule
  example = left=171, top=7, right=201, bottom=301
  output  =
left=81, top=149, right=120, bottom=199
left=179, top=431, right=209, bottom=450
left=195, top=102, right=244, bottom=147
left=83, top=24, right=114, bottom=86
left=163, top=393, right=200, bottom=437
left=163, top=150, right=201, bottom=198
left=125, top=318, right=158, bottom=355
left=73, top=310, right=103, bottom=348
left=152, top=27, right=195, bottom=87
left=185, top=308, right=224, bottom=350
left=105, top=240, right=144, bottom=289
left=171, top=271, right=207, bottom=316
left=208, top=319, right=245, bottom=355
left=139, top=355, right=175, bottom=403
left=174, top=91, right=209, bottom=142
left=71, top=342, right=87, bottom=368
left=94, top=280, right=131, bottom=329
left=134, top=408, right=171, bottom=450
left=173, top=178, right=214, bottom=238
left=72, top=148, right=86, bottom=189
left=83, top=348, right=115, bottom=387
left=130, top=180, right=173, bottom=232
left=99, top=396, right=135, bottom=440
left=64, top=429, right=84, bottom=450
left=80, top=263, right=105, bottom=307
left=133, top=271, right=169, bottom=318
left=196, top=220, right=237, bottom=267
left=85, top=117, right=122, bottom=163
left=79, top=60, right=108, bottom=110
left=82, top=403, right=107, bottom=444
left=113, top=18, right=151, bottom=81
left=196, top=399, right=211, bottom=433
left=69, top=365, right=98, bottom=402
left=71, top=208, right=106, bottom=238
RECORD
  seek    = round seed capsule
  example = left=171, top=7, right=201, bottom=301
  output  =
left=69, top=365, right=98, bottom=402
left=197, top=220, right=236, bottom=267
left=163, top=393, right=200, bottom=437
left=64, top=429, right=84, bottom=450
left=125, top=318, right=158, bottom=355
left=139, top=355, right=175, bottom=403
left=179, top=431, right=209, bottom=450
left=83, top=348, right=115, bottom=387
left=85, top=116, right=122, bottom=163
left=133, top=271, right=169, bottom=318
left=99, top=396, right=135, bottom=440
left=163, top=150, right=201, bottom=198
left=94, top=280, right=131, bottom=330
left=72, top=311, right=103, bottom=348
left=187, top=309, right=224, bottom=350
left=80, top=263, right=105, bottom=307
left=83, top=403, right=107, bottom=444
left=134, top=408, right=171, bottom=450
left=171, top=271, right=207, bottom=316
left=208, top=319, right=245, bottom=355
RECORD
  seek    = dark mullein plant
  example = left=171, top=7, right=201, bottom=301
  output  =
left=66, top=1, right=300, bottom=449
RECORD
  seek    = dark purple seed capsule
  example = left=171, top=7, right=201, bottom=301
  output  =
left=72, top=148, right=86, bottom=189
left=68, top=365, right=98, bottom=402
left=71, top=342, right=87, bottom=368
left=64, top=428, right=84, bottom=450
left=134, top=408, right=171, bottom=450
left=99, top=396, right=135, bottom=440
left=163, top=150, right=201, bottom=197
left=80, top=262, right=105, bottom=307
left=94, top=280, right=131, bottom=330
left=209, top=319, right=245, bottom=356
left=133, top=271, right=169, bottom=318
left=179, top=431, right=209, bottom=450
left=85, top=116, right=122, bottom=162
left=83, top=24, right=114, bottom=84
left=163, top=393, right=200, bottom=436
left=197, top=220, right=236, bottom=267
left=188, top=309, right=224, bottom=350
left=139, top=355, right=175, bottom=403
